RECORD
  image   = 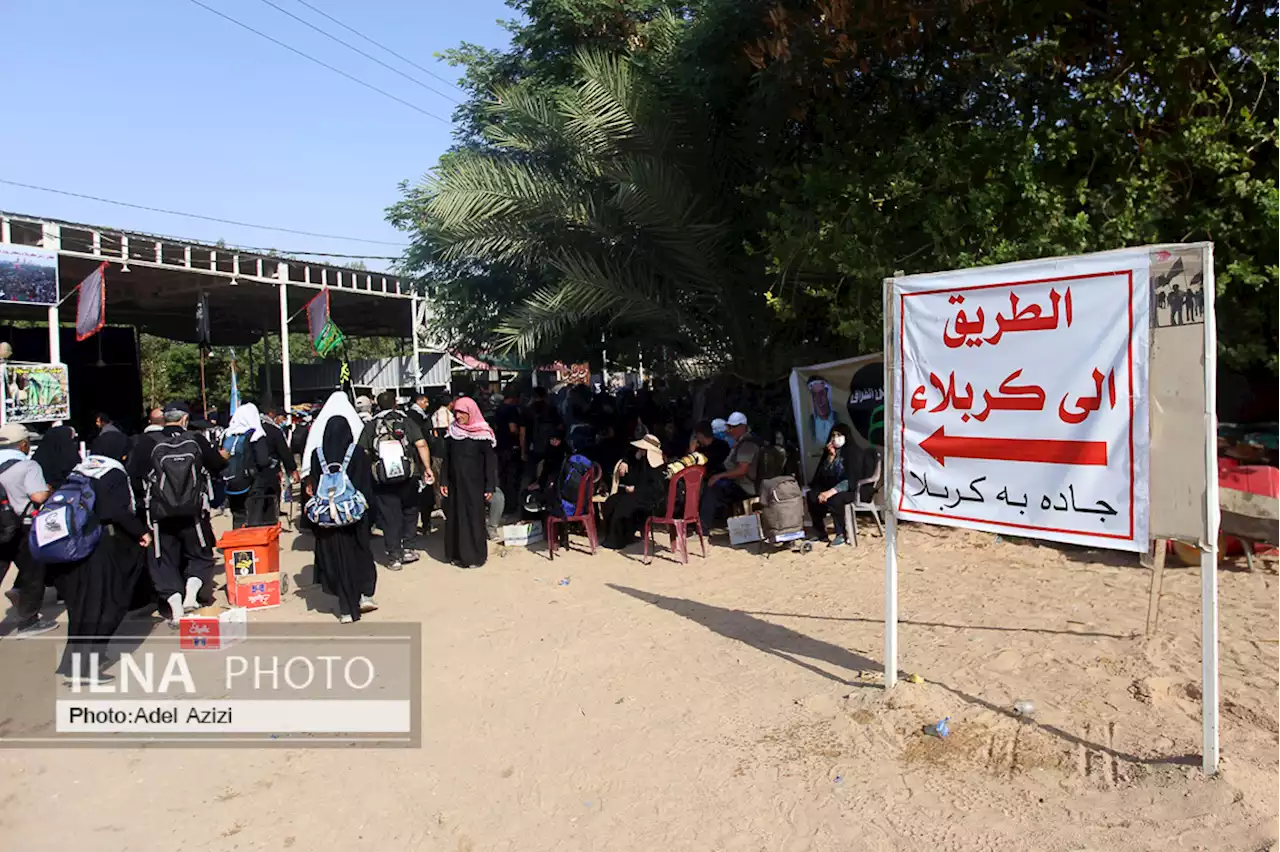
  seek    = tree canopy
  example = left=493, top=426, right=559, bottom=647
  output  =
left=391, top=0, right=1277, bottom=378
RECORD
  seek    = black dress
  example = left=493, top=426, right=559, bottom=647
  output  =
left=227, top=436, right=273, bottom=529
left=51, top=437, right=147, bottom=676
left=306, top=419, right=377, bottom=619
left=602, top=461, right=665, bottom=549
left=440, top=436, right=497, bottom=568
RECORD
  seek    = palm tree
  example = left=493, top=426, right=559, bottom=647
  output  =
left=398, top=48, right=788, bottom=383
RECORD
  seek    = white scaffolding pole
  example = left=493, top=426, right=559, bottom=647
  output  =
left=411, top=293, right=423, bottom=391
left=883, top=274, right=900, bottom=689
left=278, top=277, right=293, bottom=411
left=1201, top=245, right=1220, bottom=775
left=42, top=223, right=62, bottom=365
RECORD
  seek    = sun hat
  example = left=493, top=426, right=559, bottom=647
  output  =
left=630, top=433, right=665, bottom=468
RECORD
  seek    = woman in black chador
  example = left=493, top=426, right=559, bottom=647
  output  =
left=302, top=392, right=378, bottom=623
left=52, top=430, right=149, bottom=683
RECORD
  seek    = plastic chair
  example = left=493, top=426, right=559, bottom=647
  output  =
left=547, top=463, right=602, bottom=560
left=842, top=449, right=884, bottom=547
left=644, top=465, right=707, bottom=565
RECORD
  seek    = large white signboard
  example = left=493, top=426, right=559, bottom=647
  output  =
left=890, top=249, right=1151, bottom=552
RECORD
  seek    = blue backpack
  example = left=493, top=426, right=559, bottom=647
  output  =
left=29, top=472, right=102, bottom=563
left=220, top=433, right=256, bottom=496
left=558, top=453, right=595, bottom=516
left=305, top=444, right=368, bottom=527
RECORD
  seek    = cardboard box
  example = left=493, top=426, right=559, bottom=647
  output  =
left=231, top=571, right=283, bottom=610
left=179, top=607, right=247, bottom=650
left=727, top=514, right=762, bottom=546
left=502, top=522, right=545, bottom=547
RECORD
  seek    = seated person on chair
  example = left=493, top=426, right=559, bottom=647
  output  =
left=806, top=424, right=851, bottom=543
left=601, top=434, right=666, bottom=549
left=814, top=438, right=879, bottom=546
left=698, top=412, right=760, bottom=534
left=689, top=420, right=731, bottom=476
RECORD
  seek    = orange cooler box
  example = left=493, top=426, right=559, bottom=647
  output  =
left=217, top=525, right=281, bottom=601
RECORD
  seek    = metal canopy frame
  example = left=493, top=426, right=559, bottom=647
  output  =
left=0, top=211, right=426, bottom=409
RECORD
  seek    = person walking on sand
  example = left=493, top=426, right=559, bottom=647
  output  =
left=359, top=391, right=433, bottom=571
left=220, top=403, right=273, bottom=529
left=302, top=392, right=378, bottom=623
left=438, top=397, right=497, bottom=569
left=46, top=430, right=150, bottom=684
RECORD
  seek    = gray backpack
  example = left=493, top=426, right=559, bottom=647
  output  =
left=758, top=475, right=805, bottom=540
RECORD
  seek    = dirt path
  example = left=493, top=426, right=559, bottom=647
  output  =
left=1, top=522, right=1276, bottom=851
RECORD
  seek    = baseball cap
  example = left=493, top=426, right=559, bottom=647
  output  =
left=354, top=396, right=373, bottom=413
left=0, top=423, right=30, bottom=447
left=163, top=400, right=190, bottom=414
left=727, top=412, right=749, bottom=427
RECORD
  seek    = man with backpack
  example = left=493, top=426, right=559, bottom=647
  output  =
left=136, top=401, right=229, bottom=624
left=358, top=391, right=432, bottom=570
left=0, top=423, right=54, bottom=638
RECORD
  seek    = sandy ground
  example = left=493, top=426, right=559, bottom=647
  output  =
left=0, top=516, right=1277, bottom=852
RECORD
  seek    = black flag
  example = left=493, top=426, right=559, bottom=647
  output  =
left=196, top=292, right=211, bottom=346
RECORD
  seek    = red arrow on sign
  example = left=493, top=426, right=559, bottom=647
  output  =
left=920, top=426, right=1108, bottom=467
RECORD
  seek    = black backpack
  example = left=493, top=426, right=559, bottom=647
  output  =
left=0, top=459, right=24, bottom=544
left=147, top=432, right=209, bottom=521
left=370, top=413, right=414, bottom=485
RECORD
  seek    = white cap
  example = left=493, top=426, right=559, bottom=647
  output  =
left=0, top=423, right=29, bottom=446
left=711, top=418, right=727, bottom=432
left=727, top=411, right=749, bottom=427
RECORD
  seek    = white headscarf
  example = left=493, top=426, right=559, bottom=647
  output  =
left=301, top=391, right=365, bottom=476
left=226, top=402, right=267, bottom=442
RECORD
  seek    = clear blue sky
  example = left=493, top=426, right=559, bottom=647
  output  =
left=0, top=0, right=513, bottom=270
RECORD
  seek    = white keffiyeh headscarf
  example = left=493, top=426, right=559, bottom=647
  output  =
left=301, top=392, right=365, bottom=476
left=226, top=402, right=267, bottom=442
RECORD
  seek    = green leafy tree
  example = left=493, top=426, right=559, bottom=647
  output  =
left=722, top=0, right=1278, bottom=372
left=394, top=45, right=806, bottom=382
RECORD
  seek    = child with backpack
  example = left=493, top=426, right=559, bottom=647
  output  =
left=302, top=391, right=377, bottom=623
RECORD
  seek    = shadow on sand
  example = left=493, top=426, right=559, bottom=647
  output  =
left=608, top=584, right=1197, bottom=767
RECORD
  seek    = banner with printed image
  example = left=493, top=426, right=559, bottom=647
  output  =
left=2, top=363, right=70, bottom=424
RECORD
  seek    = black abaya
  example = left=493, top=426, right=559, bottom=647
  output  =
left=602, top=460, right=665, bottom=549
left=439, top=436, right=496, bottom=568
left=52, top=447, right=147, bottom=676
left=306, top=419, right=377, bottom=620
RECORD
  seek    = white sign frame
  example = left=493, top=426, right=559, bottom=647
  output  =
left=882, top=245, right=1219, bottom=775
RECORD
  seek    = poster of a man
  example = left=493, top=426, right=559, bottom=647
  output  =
left=0, top=246, right=60, bottom=306
left=2, top=363, right=70, bottom=424
left=806, top=376, right=839, bottom=446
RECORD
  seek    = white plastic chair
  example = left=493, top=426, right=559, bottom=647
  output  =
left=843, top=450, right=884, bottom=547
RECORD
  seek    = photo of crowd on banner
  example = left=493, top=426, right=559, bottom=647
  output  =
left=0, top=246, right=60, bottom=306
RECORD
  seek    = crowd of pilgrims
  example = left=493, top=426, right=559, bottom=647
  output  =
left=0, top=382, right=877, bottom=683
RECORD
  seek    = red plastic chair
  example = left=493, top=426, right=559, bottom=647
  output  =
left=547, top=463, right=602, bottom=560
left=644, top=465, right=707, bottom=565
